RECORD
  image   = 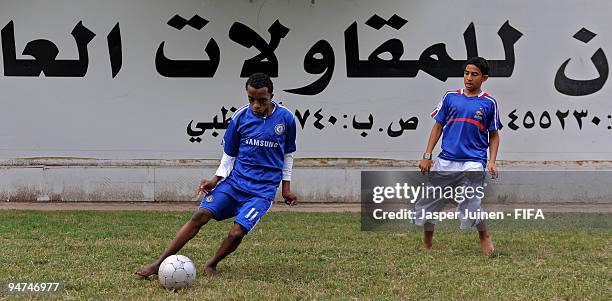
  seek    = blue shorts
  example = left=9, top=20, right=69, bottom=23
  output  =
left=199, top=181, right=273, bottom=233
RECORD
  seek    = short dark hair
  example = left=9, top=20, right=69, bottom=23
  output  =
left=245, top=73, right=273, bottom=93
left=466, top=57, right=489, bottom=75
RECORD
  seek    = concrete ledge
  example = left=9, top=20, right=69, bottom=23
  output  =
left=4, top=158, right=612, bottom=168
left=1, top=202, right=610, bottom=213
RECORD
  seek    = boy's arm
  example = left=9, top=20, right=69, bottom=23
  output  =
left=281, top=113, right=298, bottom=206
left=281, top=152, right=297, bottom=206
left=488, top=130, right=500, bottom=178
left=419, top=122, right=444, bottom=173
left=198, top=153, right=236, bottom=194
left=198, top=114, right=240, bottom=195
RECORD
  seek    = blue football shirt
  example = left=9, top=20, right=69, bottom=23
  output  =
left=221, top=101, right=297, bottom=199
left=431, top=89, right=501, bottom=167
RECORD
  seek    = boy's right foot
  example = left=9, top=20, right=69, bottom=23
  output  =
left=134, top=263, right=159, bottom=278
left=480, top=237, right=495, bottom=256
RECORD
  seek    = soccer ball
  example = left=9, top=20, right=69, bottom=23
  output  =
left=158, top=255, right=196, bottom=290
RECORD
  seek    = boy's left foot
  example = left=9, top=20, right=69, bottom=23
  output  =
left=480, top=237, right=495, bottom=256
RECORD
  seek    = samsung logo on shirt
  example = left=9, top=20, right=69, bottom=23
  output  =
left=244, top=138, right=279, bottom=148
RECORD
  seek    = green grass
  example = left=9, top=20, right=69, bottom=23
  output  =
left=0, top=210, right=610, bottom=300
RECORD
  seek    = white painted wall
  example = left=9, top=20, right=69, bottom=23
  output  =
left=0, top=0, right=610, bottom=161
left=1, top=1, right=611, bottom=202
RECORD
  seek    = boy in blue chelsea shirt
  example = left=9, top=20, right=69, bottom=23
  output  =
left=136, top=73, right=298, bottom=277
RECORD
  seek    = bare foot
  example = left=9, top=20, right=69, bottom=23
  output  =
left=204, top=260, right=219, bottom=277
left=421, top=242, right=432, bottom=250
left=480, top=237, right=495, bottom=256
left=134, top=263, right=159, bottom=278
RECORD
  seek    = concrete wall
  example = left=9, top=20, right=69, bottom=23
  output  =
left=2, top=158, right=611, bottom=203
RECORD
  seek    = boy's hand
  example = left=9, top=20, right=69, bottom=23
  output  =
left=197, top=176, right=220, bottom=194
left=488, top=162, right=498, bottom=179
left=282, top=191, right=298, bottom=206
left=419, top=159, right=433, bottom=174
